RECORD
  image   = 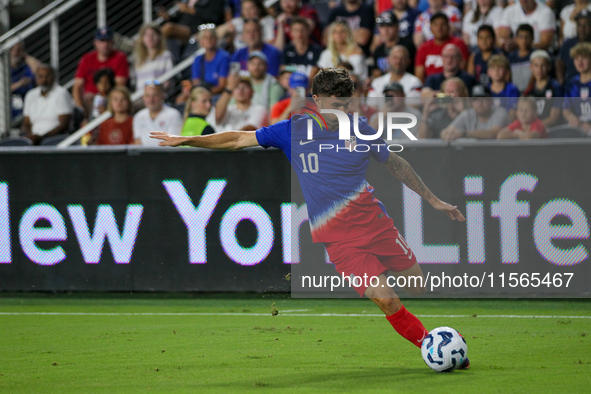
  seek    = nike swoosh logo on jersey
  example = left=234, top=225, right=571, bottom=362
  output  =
left=299, top=140, right=315, bottom=145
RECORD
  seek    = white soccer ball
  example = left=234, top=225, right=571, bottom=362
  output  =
left=421, top=326, right=468, bottom=372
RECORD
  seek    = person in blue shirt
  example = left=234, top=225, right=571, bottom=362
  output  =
left=507, top=24, right=533, bottom=93
left=557, top=10, right=591, bottom=86
left=487, top=54, right=520, bottom=121
left=191, top=26, right=230, bottom=95
left=467, top=24, right=500, bottom=86
left=423, top=44, right=476, bottom=93
left=564, top=42, right=591, bottom=136
left=149, top=68, right=468, bottom=368
left=523, top=50, right=563, bottom=129
left=231, top=19, right=282, bottom=76
left=10, top=42, right=35, bottom=121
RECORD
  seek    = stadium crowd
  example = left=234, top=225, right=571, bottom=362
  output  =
left=7, top=0, right=591, bottom=145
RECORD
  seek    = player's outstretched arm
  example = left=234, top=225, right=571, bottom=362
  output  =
left=384, top=152, right=465, bottom=221
left=149, top=131, right=259, bottom=150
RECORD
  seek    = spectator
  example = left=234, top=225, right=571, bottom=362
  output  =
left=370, top=82, right=422, bottom=139
left=232, top=19, right=282, bottom=76
left=487, top=54, right=520, bottom=121
left=462, top=0, right=502, bottom=49
left=467, top=24, right=500, bottom=85
left=498, top=97, right=548, bottom=139
left=274, top=0, right=322, bottom=48
left=73, top=27, right=129, bottom=117
left=415, top=12, right=469, bottom=82
left=524, top=50, right=563, bottom=129
left=280, top=17, right=322, bottom=79
left=557, top=10, right=591, bottom=85
left=192, top=26, right=231, bottom=95
left=133, top=24, right=173, bottom=93
left=217, top=0, right=275, bottom=50
left=418, top=77, right=469, bottom=139
left=327, top=0, right=375, bottom=55
left=133, top=81, right=183, bottom=146
left=369, top=45, right=422, bottom=98
left=277, top=68, right=295, bottom=99
left=389, top=0, right=421, bottom=40
left=372, top=11, right=416, bottom=74
left=181, top=87, right=216, bottom=136
left=22, top=65, right=73, bottom=145
left=441, top=84, right=509, bottom=140
left=96, top=86, right=134, bottom=145
left=10, top=42, right=35, bottom=122
left=560, top=0, right=591, bottom=43
left=413, top=0, right=462, bottom=48
left=10, top=42, right=42, bottom=76
left=271, top=72, right=309, bottom=124
left=90, top=68, right=115, bottom=120
left=495, top=0, right=555, bottom=52
left=318, top=21, right=368, bottom=81
left=215, top=74, right=268, bottom=131
left=247, top=51, right=284, bottom=108
left=423, top=44, right=476, bottom=93
left=563, top=42, right=591, bottom=135
left=159, top=0, right=225, bottom=44
left=508, top=24, right=534, bottom=93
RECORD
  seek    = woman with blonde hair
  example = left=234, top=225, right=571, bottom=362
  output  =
left=96, top=86, right=134, bottom=145
left=181, top=87, right=216, bottom=137
left=317, top=21, right=367, bottom=81
left=133, top=24, right=173, bottom=93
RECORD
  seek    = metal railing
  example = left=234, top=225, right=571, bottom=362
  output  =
left=0, top=0, right=177, bottom=134
left=57, top=51, right=197, bottom=147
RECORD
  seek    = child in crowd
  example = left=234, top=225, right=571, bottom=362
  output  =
left=181, top=87, right=215, bottom=137
left=96, top=86, right=134, bottom=145
left=524, top=50, right=563, bottom=128
left=487, top=54, right=519, bottom=121
left=467, top=25, right=499, bottom=85
left=498, top=97, right=547, bottom=139
left=91, top=68, right=115, bottom=120
left=508, top=24, right=534, bottom=93
left=563, top=42, right=591, bottom=135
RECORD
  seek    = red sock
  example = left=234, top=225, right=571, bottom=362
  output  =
left=386, top=306, right=428, bottom=348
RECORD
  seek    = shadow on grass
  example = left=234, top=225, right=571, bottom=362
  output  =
left=182, top=366, right=476, bottom=391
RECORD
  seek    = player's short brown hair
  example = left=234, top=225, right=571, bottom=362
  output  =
left=311, top=68, right=355, bottom=97
left=487, top=54, right=510, bottom=70
left=571, top=42, right=591, bottom=59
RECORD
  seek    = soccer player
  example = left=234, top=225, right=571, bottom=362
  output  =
left=150, top=68, right=468, bottom=366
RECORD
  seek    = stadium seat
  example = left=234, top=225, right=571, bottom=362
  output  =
left=546, top=125, right=587, bottom=138
left=41, top=134, right=80, bottom=146
left=0, top=137, right=32, bottom=146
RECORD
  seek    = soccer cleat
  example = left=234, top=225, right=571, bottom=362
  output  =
left=458, top=357, right=470, bottom=370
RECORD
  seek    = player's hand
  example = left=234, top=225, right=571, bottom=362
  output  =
left=430, top=199, right=466, bottom=221
left=149, top=131, right=185, bottom=147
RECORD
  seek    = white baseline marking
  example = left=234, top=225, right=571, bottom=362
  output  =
left=0, top=312, right=590, bottom=319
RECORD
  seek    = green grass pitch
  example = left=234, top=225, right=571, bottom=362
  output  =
left=0, top=294, right=590, bottom=393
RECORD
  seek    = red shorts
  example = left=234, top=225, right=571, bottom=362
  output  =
left=324, top=226, right=417, bottom=297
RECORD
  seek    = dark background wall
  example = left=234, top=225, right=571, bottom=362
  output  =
left=0, top=142, right=590, bottom=296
